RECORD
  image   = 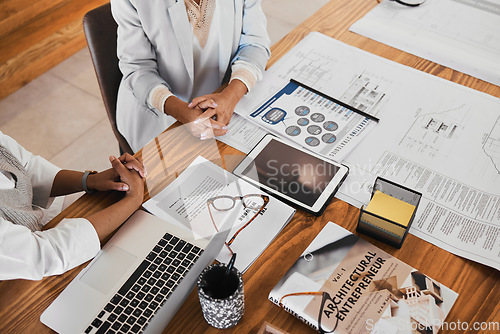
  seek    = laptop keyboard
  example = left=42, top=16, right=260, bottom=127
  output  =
left=84, top=232, right=203, bottom=334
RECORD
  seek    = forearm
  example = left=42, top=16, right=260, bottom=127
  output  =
left=85, top=196, right=142, bottom=242
left=50, top=170, right=85, bottom=197
left=84, top=154, right=145, bottom=242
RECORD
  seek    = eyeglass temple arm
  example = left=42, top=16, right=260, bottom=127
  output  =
left=278, top=291, right=324, bottom=307
left=227, top=201, right=268, bottom=246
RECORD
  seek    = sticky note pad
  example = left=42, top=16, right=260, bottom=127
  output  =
left=357, top=178, right=421, bottom=248
left=364, top=190, right=416, bottom=231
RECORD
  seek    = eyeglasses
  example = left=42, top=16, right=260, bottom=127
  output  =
left=207, top=194, right=269, bottom=255
left=279, top=291, right=337, bottom=334
left=377, top=0, right=426, bottom=6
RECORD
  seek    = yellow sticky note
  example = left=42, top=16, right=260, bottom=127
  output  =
left=365, top=190, right=415, bottom=228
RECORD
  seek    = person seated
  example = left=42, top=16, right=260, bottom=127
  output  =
left=0, top=132, right=145, bottom=280
left=111, top=0, right=271, bottom=152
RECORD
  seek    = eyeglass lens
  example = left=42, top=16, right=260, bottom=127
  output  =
left=392, top=0, right=426, bottom=7
left=242, top=196, right=265, bottom=210
left=211, top=196, right=236, bottom=211
left=212, top=195, right=264, bottom=211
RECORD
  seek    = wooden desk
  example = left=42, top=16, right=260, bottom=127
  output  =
left=1, top=0, right=498, bottom=333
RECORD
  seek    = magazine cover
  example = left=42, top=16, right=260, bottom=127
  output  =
left=269, top=222, right=458, bottom=334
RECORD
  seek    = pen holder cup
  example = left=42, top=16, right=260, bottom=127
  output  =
left=197, top=263, right=244, bottom=329
left=357, top=177, right=421, bottom=248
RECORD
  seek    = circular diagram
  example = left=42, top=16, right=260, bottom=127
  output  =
left=295, top=106, right=310, bottom=116
left=307, top=125, right=322, bottom=135
left=297, top=118, right=309, bottom=126
left=322, top=133, right=337, bottom=144
left=323, top=121, right=339, bottom=131
left=311, top=113, right=325, bottom=123
left=305, top=137, right=320, bottom=147
left=285, top=125, right=301, bottom=136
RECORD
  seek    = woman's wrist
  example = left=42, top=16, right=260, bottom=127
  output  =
left=123, top=191, right=144, bottom=208
left=224, top=79, right=247, bottom=101
left=164, top=96, right=202, bottom=124
left=85, top=172, right=98, bottom=193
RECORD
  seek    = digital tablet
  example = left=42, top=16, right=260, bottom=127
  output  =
left=233, top=134, right=349, bottom=216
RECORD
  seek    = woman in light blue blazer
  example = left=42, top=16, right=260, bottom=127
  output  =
left=111, top=0, right=271, bottom=152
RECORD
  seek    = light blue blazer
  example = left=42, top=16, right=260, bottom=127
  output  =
left=111, top=0, right=271, bottom=152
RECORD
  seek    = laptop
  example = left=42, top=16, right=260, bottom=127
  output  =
left=41, top=209, right=231, bottom=333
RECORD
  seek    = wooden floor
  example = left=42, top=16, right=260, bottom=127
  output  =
left=0, top=0, right=108, bottom=100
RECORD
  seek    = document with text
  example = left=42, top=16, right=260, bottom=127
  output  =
left=216, top=113, right=268, bottom=154
left=143, top=156, right=296, bottom=272
left=235, top=35, right=382, bottom=161
left=242, top=80, right=377, bottom=162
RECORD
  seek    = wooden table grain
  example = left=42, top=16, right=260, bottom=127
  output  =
left=1, top=0, right=499, bottom=333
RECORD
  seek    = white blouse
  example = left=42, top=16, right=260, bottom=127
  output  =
left=147, top=0, right=263, bottom=114
left=0, top=132, right=100, bottom=281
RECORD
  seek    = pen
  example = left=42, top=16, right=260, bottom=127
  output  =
left=225, top=253, right=237, bottom=278
left=290, top=78, right=380, bottom=123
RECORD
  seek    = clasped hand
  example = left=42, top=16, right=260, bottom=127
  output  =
left=187, top=84, right=244, bottom=139
left=186, top=93, right=231, bottom=140
left=87, top=153, right=146, bottom=201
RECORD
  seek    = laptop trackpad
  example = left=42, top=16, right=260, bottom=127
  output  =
left=80, top=246, right=137, bottom=295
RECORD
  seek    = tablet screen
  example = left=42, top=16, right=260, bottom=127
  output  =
left=239, top=138, right=340, bottom=207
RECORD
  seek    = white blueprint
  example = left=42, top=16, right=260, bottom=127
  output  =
left=239, top=32, right=500, bottom=270
left=349, top=0, right=500, bottom=86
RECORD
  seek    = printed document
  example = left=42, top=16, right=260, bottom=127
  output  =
left=242, top=80, right=377, bottom=162
left=349, top=0, right=500, bottom=86
left=216, top=113, right=268, bottom=154
left=249, top=32, right=500, bottom=270
left=235, top=37, right=383, bottom=161
left=143, top=156, right=296, bottom=272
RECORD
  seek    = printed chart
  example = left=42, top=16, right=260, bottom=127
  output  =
left=248, top=80, right=377, bottom=161
left=483, top=116, right=500, bottom=175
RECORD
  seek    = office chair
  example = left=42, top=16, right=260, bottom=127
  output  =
left=83, top=3, right=134, bottom=155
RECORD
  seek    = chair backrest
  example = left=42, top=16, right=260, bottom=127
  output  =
left=83, top=3, right=133, bottom=154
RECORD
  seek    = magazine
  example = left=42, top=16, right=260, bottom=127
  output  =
left=269, top=222, right=458, bottom=334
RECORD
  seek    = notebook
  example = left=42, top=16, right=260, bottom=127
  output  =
left=40, top=209, right=232, bottom=334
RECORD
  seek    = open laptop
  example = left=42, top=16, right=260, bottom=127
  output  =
left=41, top=209, right=231, bottom=333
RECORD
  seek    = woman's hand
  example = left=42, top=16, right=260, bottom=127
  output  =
left=109, top=155, right=145, bottom=205
left=187, top=107, right=230, bottom=140
left=86, top=153, right=146, bottom=194
left=189, top=79, right=247, bottom=126
left=85, top=154, right=146, bottom=242
left=163, top=96, right=228, bottom=139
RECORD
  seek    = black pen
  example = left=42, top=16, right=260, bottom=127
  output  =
left=225, top=253, right=237, bottom=278
left=290, top=78, right=380, bottom=123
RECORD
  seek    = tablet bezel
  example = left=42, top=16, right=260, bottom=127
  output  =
left=233, top=134, right=349, bottom=216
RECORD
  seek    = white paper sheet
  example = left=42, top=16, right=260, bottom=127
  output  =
left=240, top=80, right=378, bottom=162
left=216, top=113, right=268, bottom=154
left=235, top=39, right=382, bottom=161
left=143, top=156, right=296, bottom=272
left=248, top=32, right=500, bottom=270
left=349, top=0, right=500, bottom=86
